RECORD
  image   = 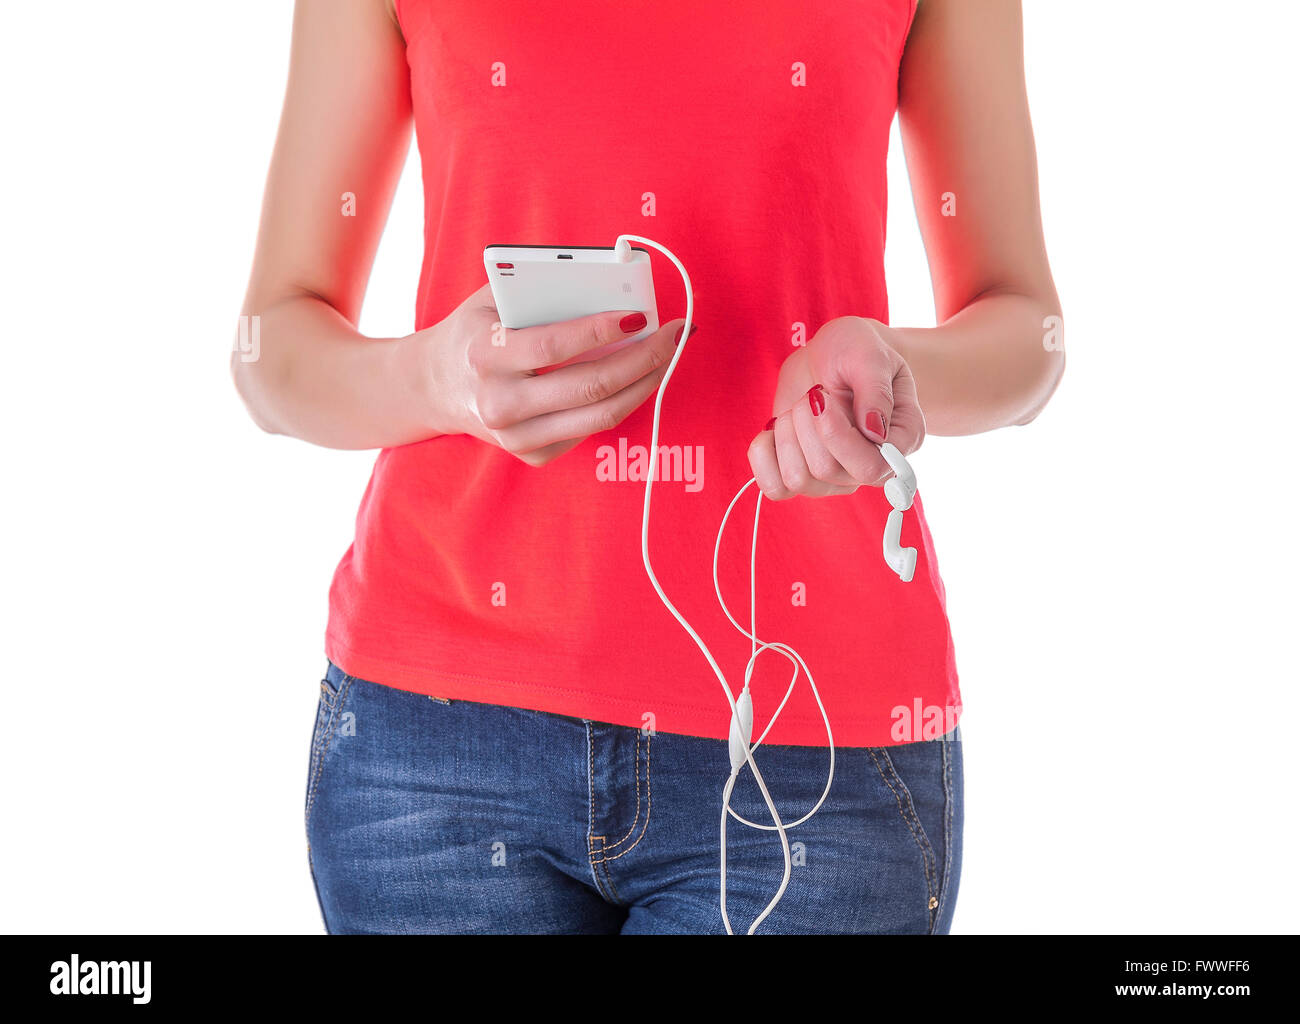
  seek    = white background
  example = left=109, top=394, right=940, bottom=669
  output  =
left=1, top=1, right=1296, bottom=934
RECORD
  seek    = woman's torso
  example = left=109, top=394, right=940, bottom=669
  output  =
left=326, top=0, right=960, bottom=746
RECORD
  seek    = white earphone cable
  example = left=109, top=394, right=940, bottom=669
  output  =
left=616, top=234, right=834, bottom=934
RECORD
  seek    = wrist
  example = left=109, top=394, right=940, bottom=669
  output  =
left=865, top=317, right=922, bottom=368
left=395, top=327, right=452, bottom=440
left=863, top=316, right=905, bottom=352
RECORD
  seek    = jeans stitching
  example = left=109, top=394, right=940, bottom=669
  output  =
left=594, top=732, right=651, bottom=859
left=592, top=742, right=652, bottom=863
left=304, top=701, right=332, bottom=829
left=595, top=731, right=642, bottom=853
left=593, top=838, right=624, bottom=904
left=934, top=733, right=955, bottom=929
left=306, top=674, right=354, bottom=832
left=585, top=723, right=616, bottom=902
left=869, top=747, right=938, bottom=924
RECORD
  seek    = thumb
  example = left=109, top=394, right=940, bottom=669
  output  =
left=837, top=354, right=894, bottom=443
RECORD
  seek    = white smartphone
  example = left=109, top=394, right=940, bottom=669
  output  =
left=483, top=244, right=660, bottom=365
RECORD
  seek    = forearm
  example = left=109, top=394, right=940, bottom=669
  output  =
left=878, top=289, right=1064, bottom=436
left=231, top=292, right=440, bottom=450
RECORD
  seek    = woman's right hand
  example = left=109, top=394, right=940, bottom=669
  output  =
left=421, top=283, right=691, bottom=466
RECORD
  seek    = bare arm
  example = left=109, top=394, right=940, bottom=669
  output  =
left=886, top=0, right=1064, bottom=436
left=233, top=0, right=680, bottom=458
left=232, top=0, right=430, bottom=450
left=748, top=0, right=1063, bottom=498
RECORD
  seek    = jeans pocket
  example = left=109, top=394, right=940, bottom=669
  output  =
left=305, top=668, right=351, bottom=832
left=319, top=672, right=341, bottom=711
left=868, top=744, right=942, bottom=930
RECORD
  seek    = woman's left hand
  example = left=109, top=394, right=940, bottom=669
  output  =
left=748, top=316, right=925, bottom=499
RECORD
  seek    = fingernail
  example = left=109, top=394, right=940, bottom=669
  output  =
left=864, top=410, right=886, bottom=440
left=807, top=385, right=825, bottom=417
left=620, top=312, right=647, bottom=333
left=763, top=417, right=776, bottom=431
left=674, top=322, right=699, bottom=345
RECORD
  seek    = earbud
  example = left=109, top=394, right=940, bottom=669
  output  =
left=879, top=442, right=917, bottom=512
left=877, top=443, right=918, bottom=581
left=614, top=238, right=633, bottom=262
left=883, top=508, right=917, bottom=583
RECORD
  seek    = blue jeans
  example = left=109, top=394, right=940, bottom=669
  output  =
left=305, top=662, right=963, bottom=934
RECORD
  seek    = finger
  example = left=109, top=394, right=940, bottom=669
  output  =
left=488, top=320, right=690, bottom=426
left=748, top=419, right=794, bottom=500
left=773, top=407, right=855, bottom=498
left=499, top=309, right=655, bottom=373
left=792, top=385, right=860, bottom=487
left=830, top=339, right=897, bottom=442
left=881, top=361, right=926, bottom=456
left=493, top=359, right=669, bottom=453
left=811, top=385, right=892, bottom=486
left=512, top=437, right=583, bottom=467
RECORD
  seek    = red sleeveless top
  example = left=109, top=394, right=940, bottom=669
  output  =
left=326, top=0, right=961, bottom=746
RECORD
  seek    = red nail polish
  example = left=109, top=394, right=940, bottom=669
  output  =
left=620, top=312, right=647, bottom=333
left=674, top=322, right=699, bottom=345
left=864, top=410, right=886, bottom=439
left=807, top=387, right=825, bottom=417
left=764, top=417, right=776, bottom=431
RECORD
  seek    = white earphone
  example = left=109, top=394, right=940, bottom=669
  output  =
left=616, top=234, right=918, bottom=933
left=880, top=441, right=917, bottom=512
left=879, top=442, right=919, bottom=583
